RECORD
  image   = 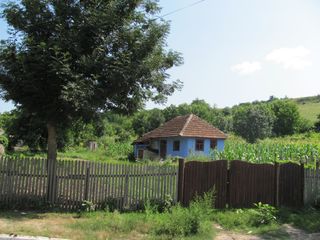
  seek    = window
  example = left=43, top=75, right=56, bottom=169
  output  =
left=195, top=139, right=204, bottom=151
left=210, top=139, right=217, bottom=149
left=173, top=140, right=180, bottom=151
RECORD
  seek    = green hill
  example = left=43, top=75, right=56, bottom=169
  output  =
left=292, top=95, right=320, bottom=123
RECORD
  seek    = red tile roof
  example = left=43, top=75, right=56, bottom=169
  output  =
left=134, top=114, right=227, bottom=143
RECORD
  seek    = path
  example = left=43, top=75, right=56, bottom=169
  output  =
left=213, top=224, right=320, bottom=240
left=0, top=234, right=66, bottom=240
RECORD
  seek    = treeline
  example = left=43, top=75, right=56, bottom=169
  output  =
left=0, top=97, right=319, bottom=151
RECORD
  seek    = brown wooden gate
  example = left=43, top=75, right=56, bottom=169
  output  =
left=279, top=163, right=304, bottom=207
left=229, top=161, right=276, bottom=208
left=179, top=160, right=228, bottom=208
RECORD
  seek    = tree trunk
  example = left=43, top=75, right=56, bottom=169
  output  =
left=47, top=122, right=57, bottom=204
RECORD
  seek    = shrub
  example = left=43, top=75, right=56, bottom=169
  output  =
left=146, top=195, right=174, bottom=213
left=250, top=202, right=277, bottom=226
left=80, top=200, right=96, bottom=212
left=152, top=190, right=215, bottom=237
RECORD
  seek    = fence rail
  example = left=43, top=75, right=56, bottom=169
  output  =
left=0, top=156, right=178, bottom=210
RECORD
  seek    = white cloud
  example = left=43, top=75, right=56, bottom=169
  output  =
left=266, top=46, right=312, bottom=70
left=231, top=61, right=262, bottom=75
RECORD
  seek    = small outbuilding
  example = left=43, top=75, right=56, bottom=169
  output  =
left=133, top=114, right=227, bottom=160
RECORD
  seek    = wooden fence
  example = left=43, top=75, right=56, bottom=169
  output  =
left=178, top=159, right=304, bottom=208
left=0, top=156, right=178, bottom=210
left=1, top=156, right=318, bottom=210
left=304, top=167, right=320, bottom=206
left=228, top=161, right=276, bottom=208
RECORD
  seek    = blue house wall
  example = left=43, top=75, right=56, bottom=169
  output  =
left=134, top=137, right=225, bottom=159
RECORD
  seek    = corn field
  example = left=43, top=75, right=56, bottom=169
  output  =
left=213, top=142, right=320, bottom=165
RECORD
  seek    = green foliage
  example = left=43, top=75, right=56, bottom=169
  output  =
left=295, top=117, right=314, bottom=133
left=278, top=207, right=320, bottom=233
left=0, top=0, right=182, bottom=159
left=58, top=143, right=133, bottom=162
left=80, top=201, right=97, bottom=212
left=212, top=206, right=279, bottom=235
left=295, top=95, right=320, bottom=123
left=252, top=202, right=277, bottom=226
left=162, top=99, right=232, bottom=132
left=315, top=114, right=320, bottom=132
left=132, top=109, right=165, bottom=136
left=145, top=195, right=174, bottom=213
left=271, top=100, right=301, bottom=136
left=101, top=197, right=119, bottom=212
left=152, top=191, right=215, bottom=238
left=214, top=140, right=320, bottom=164
left=0, top=135, right=8, bottom=147
left=233, top=104, right=275, bottom=143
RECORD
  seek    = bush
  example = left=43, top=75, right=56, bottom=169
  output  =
left=80, top=200, right=96, bottom=212
left=146, top=195, right=174, bottom=213
left=250, top=202, right=277, bottom=226
left=152, top=190, right=215, bottom=237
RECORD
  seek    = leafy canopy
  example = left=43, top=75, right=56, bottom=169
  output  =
left=0, top=0, right=182, bottom=127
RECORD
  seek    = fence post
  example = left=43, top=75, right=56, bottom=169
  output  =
left=177, top=158, right=185, bottom=204
left=274, top=162, right=280, bottom=207
left=84, top=164, right=90, bottom=201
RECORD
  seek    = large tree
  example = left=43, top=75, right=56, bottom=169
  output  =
left=232, top=104, right=275, bottom=143
left=271, top=99, right=300, bottom=136
left=0, top=0, right=182, bottom=159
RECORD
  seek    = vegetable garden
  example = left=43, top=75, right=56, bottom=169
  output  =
left=213, top=141, right=320, bottom=165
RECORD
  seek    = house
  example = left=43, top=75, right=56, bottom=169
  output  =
left=133, top=114, right=227, bottom=160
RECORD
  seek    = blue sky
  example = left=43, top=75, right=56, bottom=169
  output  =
left=1, top=0, right=320, bottom=112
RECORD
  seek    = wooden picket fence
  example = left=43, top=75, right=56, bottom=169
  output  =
left=304, top=167, right=320, bottom=206
left=0, top=156, right=178, bottom=210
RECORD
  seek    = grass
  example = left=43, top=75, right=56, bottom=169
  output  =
left=1, top=206, right=320, bottom=239
left=211, top=206, right=320, bottom=239
left=0, top=193, right=216, bottom=240
left=294, top=95, right=320, bottom=123
left=5, top=145, right=133, bottom=164
left=277, top=207, right=320, bottom=233
left=0, top=210, right=212, bottom=240
left=5, top=141, right=133, bottom=163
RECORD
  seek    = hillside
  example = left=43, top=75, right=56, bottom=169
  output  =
left=293, top=95, right=320, bottom=123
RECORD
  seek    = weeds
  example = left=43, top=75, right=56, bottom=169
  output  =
left=152, top=190, right=215, bottom=238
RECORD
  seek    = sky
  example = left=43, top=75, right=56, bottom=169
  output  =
left=0, top=0, right=320, bottom=113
